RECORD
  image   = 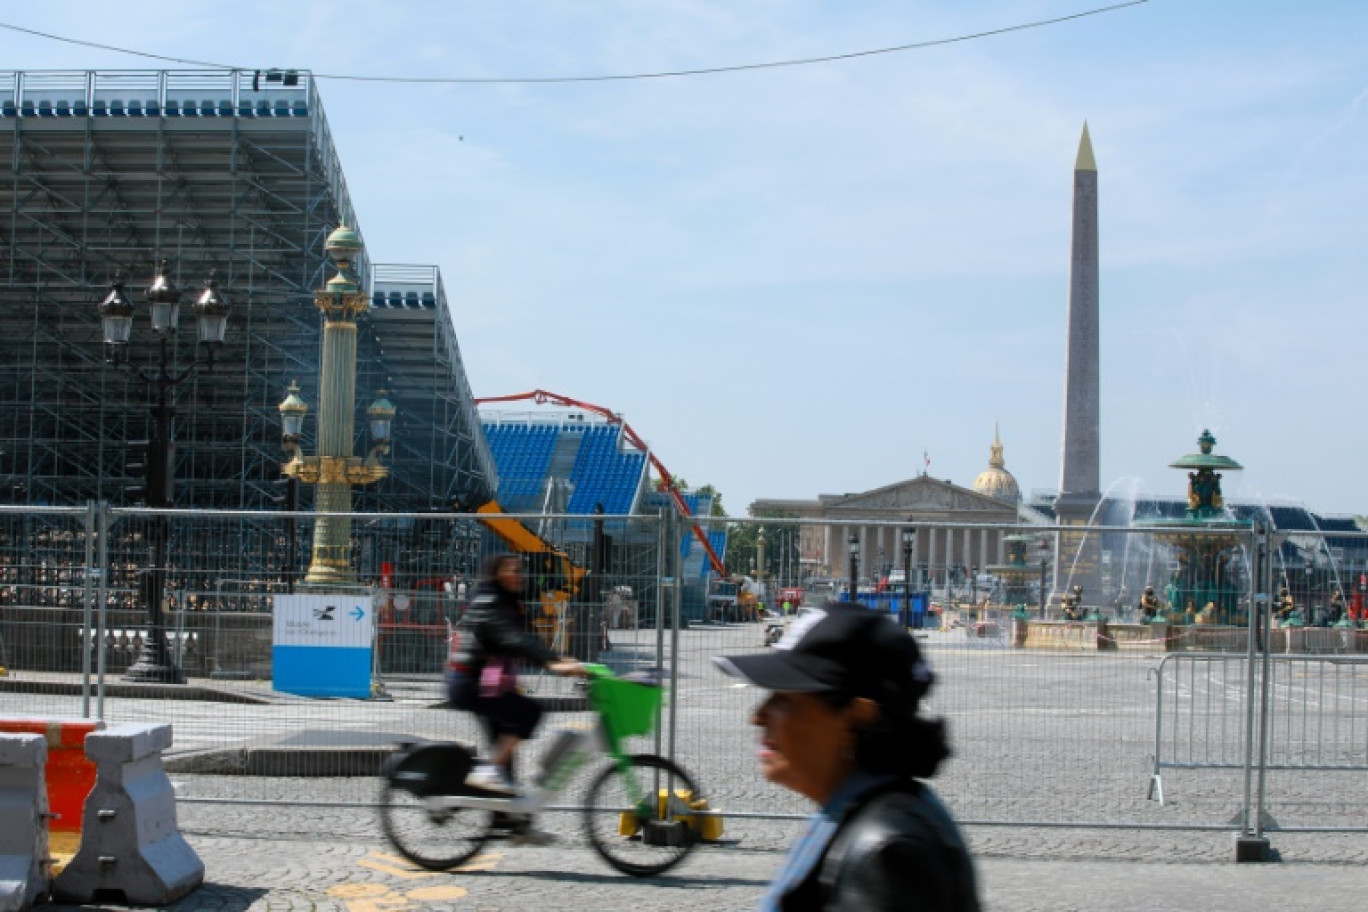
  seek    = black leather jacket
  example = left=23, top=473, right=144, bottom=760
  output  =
left=781, top=782, right=980, bottom=912
left=450, top=579, right=557, bottom=675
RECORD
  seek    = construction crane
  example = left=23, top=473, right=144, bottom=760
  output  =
left=473, top=388, right=728, bottom=577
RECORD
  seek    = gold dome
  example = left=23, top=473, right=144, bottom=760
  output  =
left=973, top=426, right=1020, bottom=503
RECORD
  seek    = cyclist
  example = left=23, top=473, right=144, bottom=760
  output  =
left=447, top=554, right=585, bottom=810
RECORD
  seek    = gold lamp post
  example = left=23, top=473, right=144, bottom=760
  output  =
left=279, top=225, right=395, bottom=586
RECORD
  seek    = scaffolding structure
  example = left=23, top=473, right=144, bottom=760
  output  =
left=0, top=68, right=494, bottom=518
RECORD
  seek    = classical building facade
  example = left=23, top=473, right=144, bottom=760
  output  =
left=750, top=476, right=1020, bottom=583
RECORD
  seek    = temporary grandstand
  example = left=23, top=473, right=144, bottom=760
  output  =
left=0, top=68, right=721, bottom=619
left=0, top=69, right=494, bottom=518
left=479, top=407, right=726, bottom=619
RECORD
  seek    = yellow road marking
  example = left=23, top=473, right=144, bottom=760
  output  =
left=453, top=852, right=503, bottom=872
left=405, top=885, right=470, bottom=901
left=327, top=882, right=413, bottom=910
left=329, top=879, right=470, bottom=910
left=357, top=857, right=438, bottom=879
left=335, top=847, right=503, bottom=908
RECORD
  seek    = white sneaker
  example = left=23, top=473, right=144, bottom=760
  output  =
left=465, top=763, right=516, bottom=793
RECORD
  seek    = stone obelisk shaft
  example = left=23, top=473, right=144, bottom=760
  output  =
left=1052, top=123, right=1103, bottom=610
left=1059, top=123, right=1100, bottom=500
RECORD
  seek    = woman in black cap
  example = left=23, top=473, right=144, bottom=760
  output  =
left=715, top=601, right=979, bottom=912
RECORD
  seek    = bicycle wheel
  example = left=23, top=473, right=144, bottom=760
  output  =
left=582, top=754, right=702, bottom=877
left=379, top=781, right=491, bottom=871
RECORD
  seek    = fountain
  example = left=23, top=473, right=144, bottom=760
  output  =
left=988, top=533, right=1043, bottom=611
left=1148, top=430, right=1251, bottom=626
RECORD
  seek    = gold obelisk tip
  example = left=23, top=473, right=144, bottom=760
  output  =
left=1075, top=121, right=1097, bottom=172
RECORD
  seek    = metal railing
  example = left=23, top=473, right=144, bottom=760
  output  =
left=2, top=506, right=1368, bottom=843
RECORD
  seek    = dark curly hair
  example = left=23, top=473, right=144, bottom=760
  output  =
left=817, top=686, right=951, bottom=780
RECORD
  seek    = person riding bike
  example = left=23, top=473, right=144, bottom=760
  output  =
left=447, top=554, right=585, bottom=837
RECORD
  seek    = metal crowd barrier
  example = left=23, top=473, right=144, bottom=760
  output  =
left=1149, top=652, right=1368, bottom=804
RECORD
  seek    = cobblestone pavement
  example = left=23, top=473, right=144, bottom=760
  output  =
left=12, top=619, right=1368, bottom=909
left=39, top=804, right=1368, bottom=912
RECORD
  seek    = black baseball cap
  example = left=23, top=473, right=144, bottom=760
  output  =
left=713, top=601, right=933, bottom=703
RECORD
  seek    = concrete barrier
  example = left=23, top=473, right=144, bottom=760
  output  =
left=0, top=733, right=50, bottom=912
left=0, top=718, right=104, bottom=838
left=51, top=723, right=203, bottom=906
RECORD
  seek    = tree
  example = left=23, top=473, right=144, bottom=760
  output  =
left=727, top=509, right=802, bottom=583
left=650, top=476, right=727, bottom=517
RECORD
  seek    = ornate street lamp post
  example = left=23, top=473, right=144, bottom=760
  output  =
left=756, top=528, right=766, bottom=584
left=1038, top=538, right=1051, bottom=619
left=280, top=226, right=396, bottom=586
left=98, top=263, right=230, bottom=683
left=901, top=528, right=916, bottom=630
left=847, top=533, right=860, bottom=604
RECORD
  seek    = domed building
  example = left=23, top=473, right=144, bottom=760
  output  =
left=973, top=427, right=1020, bottom=504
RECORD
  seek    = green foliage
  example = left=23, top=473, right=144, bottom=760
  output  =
left=651, top=477, right=728, bottom=517
left=727, top=510, right=802, bottom=581
left=695, top=484, right=726, bottom=517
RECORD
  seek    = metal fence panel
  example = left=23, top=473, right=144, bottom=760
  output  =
left=2, top=506, right=1367, bottom=839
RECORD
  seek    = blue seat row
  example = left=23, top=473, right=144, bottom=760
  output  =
left=483, top=424, right=561, bottom=503
left=566, top=427, right=646, bottom=513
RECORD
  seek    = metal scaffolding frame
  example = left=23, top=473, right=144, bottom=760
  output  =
left=0, top=69, right=494, bottom=534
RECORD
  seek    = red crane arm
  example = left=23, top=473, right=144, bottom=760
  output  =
left=473, top=388, right=727, bottom=576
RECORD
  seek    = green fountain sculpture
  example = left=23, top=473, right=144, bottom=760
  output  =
left=988, top=534, right=1040, bottom=615
left=1150, top=430, right=1251, bottom=624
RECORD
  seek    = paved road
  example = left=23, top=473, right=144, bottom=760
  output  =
left=41, top=803, right=1368, bottom=912
left=11, top=618, right=1368, bottom=909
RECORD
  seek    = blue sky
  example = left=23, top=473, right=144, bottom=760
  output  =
left=4, top=2, right=1365, bottom=516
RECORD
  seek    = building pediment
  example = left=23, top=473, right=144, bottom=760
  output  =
left=822, top=476, right=1012, bottom=514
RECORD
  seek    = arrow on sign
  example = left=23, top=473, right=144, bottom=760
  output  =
left=351, top=606, right=365, bottom=622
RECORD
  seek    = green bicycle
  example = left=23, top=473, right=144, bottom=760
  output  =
left=379, top=664, right=712, bottom=877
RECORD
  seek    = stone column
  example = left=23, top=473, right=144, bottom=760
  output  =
left=927, top=527, right=939, bottom=586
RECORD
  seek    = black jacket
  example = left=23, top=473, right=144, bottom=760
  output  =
left=450, top=579, right=557, bottom=675
left=781, top=781, right=980, bottom=912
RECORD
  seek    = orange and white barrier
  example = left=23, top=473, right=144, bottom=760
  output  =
left=0, top=718, right=103, bottom=838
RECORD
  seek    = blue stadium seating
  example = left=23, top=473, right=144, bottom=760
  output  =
left=483, top=423, right=563, bottom=508
left=481, top=421, right=647, bottom=515
left=566, top=425, right=646, bottom=514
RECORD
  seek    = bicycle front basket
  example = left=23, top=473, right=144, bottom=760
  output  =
left=591, top=675, right=662, bottom=738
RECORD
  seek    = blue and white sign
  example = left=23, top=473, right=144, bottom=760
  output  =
left=273, top=593, right=374, bottom=698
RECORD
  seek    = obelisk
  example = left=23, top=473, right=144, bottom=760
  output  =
left=1053, top=123, right=1102, bottom=609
